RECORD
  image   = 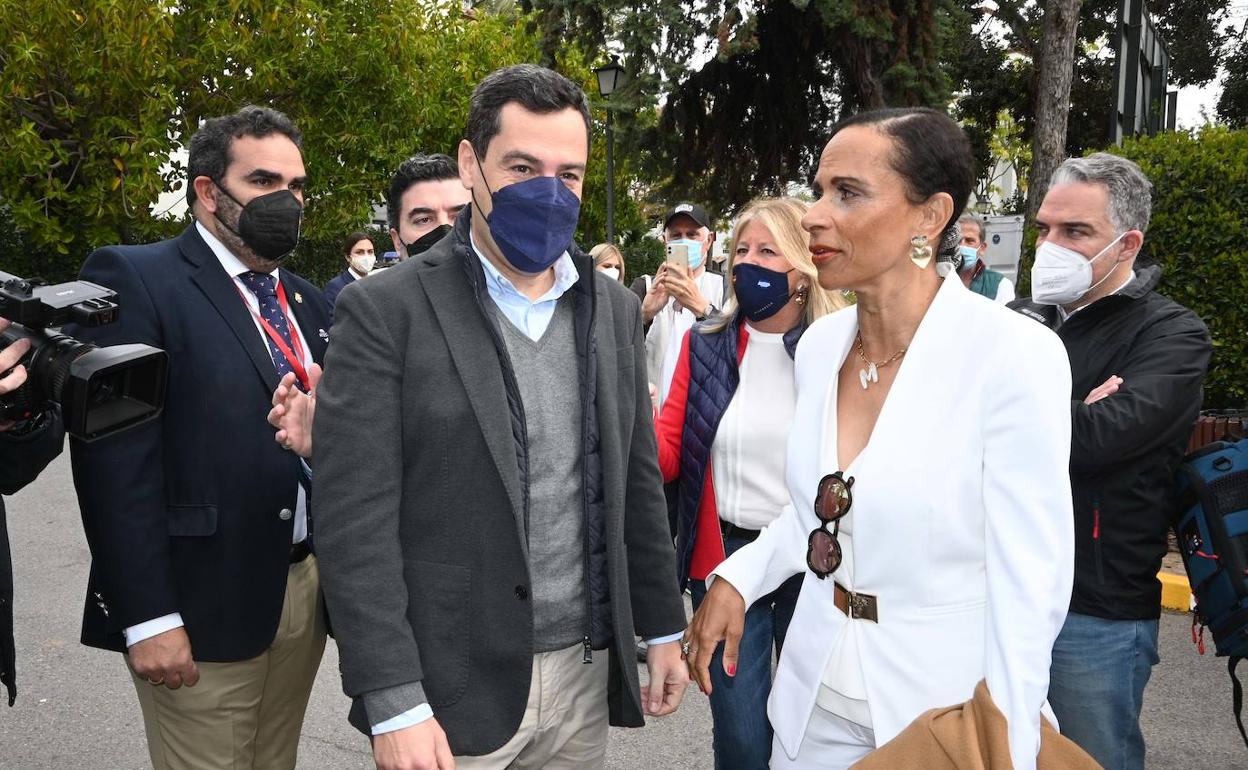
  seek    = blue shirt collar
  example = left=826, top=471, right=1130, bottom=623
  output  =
left=469, top=230, right=579, bottom=306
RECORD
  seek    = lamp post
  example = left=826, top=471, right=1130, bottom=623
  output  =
left=593, top=58, right=626, bottom=244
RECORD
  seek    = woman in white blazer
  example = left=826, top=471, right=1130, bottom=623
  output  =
left=683, top=108, right=1075, bottom=770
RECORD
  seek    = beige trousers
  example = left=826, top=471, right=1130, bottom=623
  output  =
left=455, top=642, right=610, bottom=770
left=128, top=555, right=327, bottom=770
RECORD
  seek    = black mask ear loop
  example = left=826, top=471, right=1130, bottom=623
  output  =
left=467, top=143, right=497, bottom=221
left=210, top=179, right=244, bottom=238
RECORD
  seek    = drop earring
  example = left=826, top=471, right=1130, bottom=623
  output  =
left=909, top=235, right=933, bottom=269
left=794, top=285, right=808, bottom=306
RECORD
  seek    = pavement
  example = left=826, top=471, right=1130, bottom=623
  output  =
left=1, top=452, right=1244, bottom=768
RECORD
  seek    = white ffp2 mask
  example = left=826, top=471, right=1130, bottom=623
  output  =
left=599, top=266, right=620, bottom=281
left=351, top=254, right=376, bottom=275
left=1030, top=232, right=1126, bottom=305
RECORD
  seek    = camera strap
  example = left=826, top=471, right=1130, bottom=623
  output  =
left=234, top=279, right=311, bottom=392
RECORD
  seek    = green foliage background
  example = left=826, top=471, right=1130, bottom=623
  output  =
left=1111, top=127, right=1248, bottom=408
left=0, top=0, right=654, bottom=286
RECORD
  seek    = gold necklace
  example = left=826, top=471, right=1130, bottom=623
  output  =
left=854, top=332, right=907, bottom=390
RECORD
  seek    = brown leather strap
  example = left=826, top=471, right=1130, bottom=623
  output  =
left=834, top=582, right=879, bottom=623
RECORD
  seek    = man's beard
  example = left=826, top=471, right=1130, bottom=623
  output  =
left=213, top=194, right=282, bottom=274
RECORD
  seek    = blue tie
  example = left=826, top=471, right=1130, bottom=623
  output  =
left=239, top=271, right=314, bottom=544
left=238, top=271, right=299, bottom=384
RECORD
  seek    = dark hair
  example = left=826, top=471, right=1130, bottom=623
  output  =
left=828, top=107, right=973, bottom=251
left=385, top=153, right=459, bottom=231
left=342, top=230, right=373, bottom=256
left=186, top=105, right=302, bottom=209
left=465, top=64, right=591, bottom=158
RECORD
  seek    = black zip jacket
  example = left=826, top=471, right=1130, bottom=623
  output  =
left=1011, top=264, right=1211, bottom=619
left=0, top=409, right=65, bottom=705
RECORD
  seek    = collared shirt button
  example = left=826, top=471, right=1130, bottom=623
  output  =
left=278, top=508, right=293, bottom=521
left=514, top=585, right=529, bottom=601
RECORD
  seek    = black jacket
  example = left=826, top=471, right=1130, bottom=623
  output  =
left=1011, top=264, right=1211, bottom=619
left=0, top=411, right=65, bottom=705
left=66, top=225, right=331, bottom=658
left=323, top=268, right=356, bottom=321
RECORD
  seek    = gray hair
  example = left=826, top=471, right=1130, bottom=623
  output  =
left=1049, top=153, right=1153, bottom=234
left=957, top=215, right=986, bottom=243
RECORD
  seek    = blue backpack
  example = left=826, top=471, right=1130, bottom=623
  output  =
left=1174, top=437, right=1248, bottom=748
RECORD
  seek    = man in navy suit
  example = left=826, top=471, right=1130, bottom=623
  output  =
left=323, top=230, right=376, bottom=320
left=67, top=106, right=331, bottom=770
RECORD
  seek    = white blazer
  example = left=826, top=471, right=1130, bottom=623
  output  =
left=711, top=272, right=1074, bottom=770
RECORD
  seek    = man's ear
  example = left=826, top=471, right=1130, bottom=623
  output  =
left=193, top=176, right=219, bottom=217
left=1119, top=230, right=1145, bottom=262
left=390, top=227, right=406, bottom=258
left=456, top=139, right=476, bottom=191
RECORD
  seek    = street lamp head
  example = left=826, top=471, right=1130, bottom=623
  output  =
left=594, top=58, right=626, bottom=99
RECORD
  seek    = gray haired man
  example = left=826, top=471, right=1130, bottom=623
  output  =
left=1010, top=153, right=1211, bottom=770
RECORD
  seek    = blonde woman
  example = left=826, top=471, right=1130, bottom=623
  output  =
left=654, top=197, right=848, bottom=769
left=589, top=242, right=626, bottom=283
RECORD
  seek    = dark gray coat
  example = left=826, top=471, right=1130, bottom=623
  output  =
left=313, top=211, right=686, bottom=755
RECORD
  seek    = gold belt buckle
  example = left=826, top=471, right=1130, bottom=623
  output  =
left=849, top=590, right=879, bottom=623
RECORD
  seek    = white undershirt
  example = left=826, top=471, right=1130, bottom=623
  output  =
left=710, top=326, right=795, bottom=530
left=814, top=368, right=872, bottom=727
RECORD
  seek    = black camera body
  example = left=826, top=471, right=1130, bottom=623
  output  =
left=0, top=272, right=168, bottom=441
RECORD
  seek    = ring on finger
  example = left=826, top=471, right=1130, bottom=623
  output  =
left=147, top=677, right=165, bottom=686
left=680, top=639, right=692, bottom=657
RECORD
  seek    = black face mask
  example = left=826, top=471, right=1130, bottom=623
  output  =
left=214, top=182, right=303, bottom=262
left=403, top=223, right=452, bottom=257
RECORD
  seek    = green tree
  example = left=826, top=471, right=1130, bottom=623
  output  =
left=951, top=0, right=1233, bottom=174
left=0, top=1, right=550, bottom=282
left=0, top=0, right=181, bottom=268
left=1217, top=29, right=1248, bottom=128
left=1112, top=127, right=1248, bottom=408
left=517, top=0, right=956, bottom=215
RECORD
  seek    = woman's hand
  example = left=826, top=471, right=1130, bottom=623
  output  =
left=684, top=578, right=747, bottom=696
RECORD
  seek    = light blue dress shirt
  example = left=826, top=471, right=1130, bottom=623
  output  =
left=472, top=232, right=580, bottom=341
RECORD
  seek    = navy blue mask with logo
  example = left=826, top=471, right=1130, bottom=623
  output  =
left=471, top=146, right=581, bottom=274
left=733, top=262, right=795, bottom=322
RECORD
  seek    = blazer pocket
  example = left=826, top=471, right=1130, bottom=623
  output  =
left=167, top=505, right=217, bottom=537
left=406, top=560, right=472, bottom=708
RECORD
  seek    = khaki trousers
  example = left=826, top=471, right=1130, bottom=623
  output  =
left=455, top=642, right=610, bottom=770
left=129, top=555, right=327, bottom=770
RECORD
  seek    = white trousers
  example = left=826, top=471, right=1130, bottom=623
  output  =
left=770, top=706, right=877, bottom=769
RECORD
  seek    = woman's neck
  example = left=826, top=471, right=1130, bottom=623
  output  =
left=854, top=267, right=941, bottom=360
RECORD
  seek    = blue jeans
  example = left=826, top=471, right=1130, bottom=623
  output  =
left=1047, top=611, right=1160, bottom=770
left=690, top=533, right=803, bottom=770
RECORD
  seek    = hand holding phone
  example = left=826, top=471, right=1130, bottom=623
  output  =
left=665, top=242, right=690, bottom=272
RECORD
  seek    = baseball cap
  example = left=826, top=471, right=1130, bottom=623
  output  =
left=663, top=202, right=711, bottom=230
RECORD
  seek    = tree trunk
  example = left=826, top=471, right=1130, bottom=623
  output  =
left=1025, top=0, right=1084, bottom=224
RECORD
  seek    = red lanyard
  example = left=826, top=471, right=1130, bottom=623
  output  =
left=234, top=278, right=311, bottom=391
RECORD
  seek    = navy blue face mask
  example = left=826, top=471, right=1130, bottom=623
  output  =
left=472, top=146, right=581, bottom=273
left=733, top=262, right=796, bottom=322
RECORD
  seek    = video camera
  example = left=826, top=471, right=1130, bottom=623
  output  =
left=0, top=272, right=167, bottom=441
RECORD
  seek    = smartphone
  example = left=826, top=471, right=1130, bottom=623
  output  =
left=665, top=242, right=690, bottom=271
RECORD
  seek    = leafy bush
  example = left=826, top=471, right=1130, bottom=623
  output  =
left=1112, top=126, right=1248, bottom=409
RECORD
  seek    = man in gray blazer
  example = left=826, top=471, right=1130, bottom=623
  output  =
left=309, top=64, right=689, bottom=770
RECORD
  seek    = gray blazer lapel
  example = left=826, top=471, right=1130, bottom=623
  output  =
left=420, top=262, right=526, bottom=548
